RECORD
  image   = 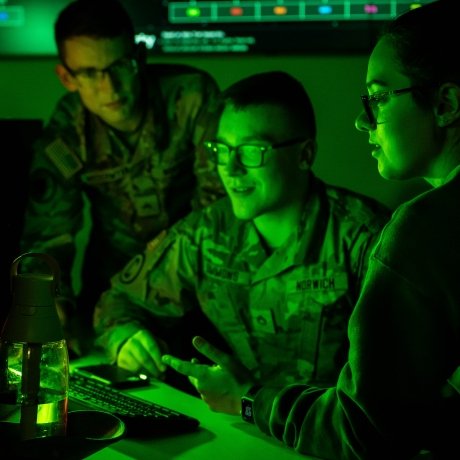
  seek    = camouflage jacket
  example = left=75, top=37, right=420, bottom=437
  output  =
left=94, top=175, right=389, bottom=387
left=20, top=64, right=224, bottom=307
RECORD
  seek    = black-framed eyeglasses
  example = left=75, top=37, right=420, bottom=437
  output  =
left=64, top=56, right=138, bottom=87
left=360, top=86, right=417, bottom=128
left=203, top=137, right=307, bottom=168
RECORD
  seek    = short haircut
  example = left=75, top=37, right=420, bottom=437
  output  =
left=220, top=71, right=317, bottom=139
left=54, top=0, right=134, bottom=60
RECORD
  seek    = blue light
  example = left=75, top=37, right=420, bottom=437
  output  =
left=318, top=5, right=333, bottom=15
left=0, top=12, right=10, bottom=21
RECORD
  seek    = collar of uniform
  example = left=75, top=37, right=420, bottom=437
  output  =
left=293, top=173, right=329, bottom=265
left=251, top=174, right=325, bottom=283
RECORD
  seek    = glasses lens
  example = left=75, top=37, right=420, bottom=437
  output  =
left=238, top=145, right=264, bottom=167
left=361, top=96, right=376, bottom=127
left=111, top=58, right=137, bottom=77
left=204, top=142, right=228, bottom=165
left=78, top=68, right=99, bottom=82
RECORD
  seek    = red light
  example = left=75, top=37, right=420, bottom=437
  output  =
left=230, top=7, right=243, bottom=16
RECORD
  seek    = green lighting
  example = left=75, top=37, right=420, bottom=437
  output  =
left=186, top=7, right=201, bottom=18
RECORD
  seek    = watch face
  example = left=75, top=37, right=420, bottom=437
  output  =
left=241, top=385, right=262, bottom=423
left=241, top=396, right=255, bottom=423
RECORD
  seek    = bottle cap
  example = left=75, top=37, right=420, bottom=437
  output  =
left=1, top=252, right=64, bottom=343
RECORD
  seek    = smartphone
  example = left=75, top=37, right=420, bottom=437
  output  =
left=73, top=364, right=150, bottom=389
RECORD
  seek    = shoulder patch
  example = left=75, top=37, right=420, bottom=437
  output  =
left=119, top=230, right=171, bottom=285
left=45, top=138, right=83, bottom=180
left=120, top=254, right=145, bottom=284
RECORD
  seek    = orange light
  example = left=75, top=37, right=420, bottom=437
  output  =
left=273, top=6, right=287, bottom=16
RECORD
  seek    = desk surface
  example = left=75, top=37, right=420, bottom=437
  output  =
left=87, top=380, right=321, bottom=460
left=71, top=358, right=321, bottom=460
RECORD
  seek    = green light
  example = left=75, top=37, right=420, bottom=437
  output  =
left=186, top=7, right=201, bottom=18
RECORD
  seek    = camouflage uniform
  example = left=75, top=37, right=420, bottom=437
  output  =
left=94, top=175, right=389, bottom=387
left=20, top=64, right=225, bottom=346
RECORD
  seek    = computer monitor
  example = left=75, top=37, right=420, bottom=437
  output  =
left=0, top=1, right=436, bottom=57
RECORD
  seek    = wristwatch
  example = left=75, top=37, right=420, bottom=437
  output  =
left=241, top=385, right=262, bottom=423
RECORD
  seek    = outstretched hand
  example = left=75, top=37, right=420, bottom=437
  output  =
left=162, top=336, right=255, bottom=415
left=117, top=329, right=168, bottom=380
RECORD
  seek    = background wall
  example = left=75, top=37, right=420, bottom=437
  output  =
left=0, top=54, right=429, bottom=210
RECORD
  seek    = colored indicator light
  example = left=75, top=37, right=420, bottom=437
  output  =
left=0, top=12, right=9, bottom=21
left=318, top=5, right=333, bottom=15
left=409, top=3, right=422, bottom=10
left=273, top=6, right=287, bottom=16
left=364, top=4, right=378, bottom=14
left=186, top=7, right=201, bottom=18
left=230, top=7, right=243, bottom=16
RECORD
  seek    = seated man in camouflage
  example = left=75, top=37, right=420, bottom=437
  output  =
left=94, top=71, right=390, bottom=404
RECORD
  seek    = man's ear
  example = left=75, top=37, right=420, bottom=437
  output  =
left=434, top=83, right=460, bottom=127
left=299, top=139, right=317, bottom=171
left=55, top=63, right=78, bottom=92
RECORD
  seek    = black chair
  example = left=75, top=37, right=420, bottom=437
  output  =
left=1, top=119, right=43, bottom=329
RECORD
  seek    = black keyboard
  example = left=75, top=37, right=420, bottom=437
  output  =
left=69, top=372, right=200, bottom=438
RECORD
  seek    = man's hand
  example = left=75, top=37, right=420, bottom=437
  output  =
left=117, top=329, right=168, bottom=380
left=162, top=336, right=254, bottom=415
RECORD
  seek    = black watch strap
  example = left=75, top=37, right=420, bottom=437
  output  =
left=241, top=385, right=262, bottom=423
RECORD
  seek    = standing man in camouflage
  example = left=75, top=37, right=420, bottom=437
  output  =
left=94, top=71, right=390, bottom=401
left=19, top=0, right=224, bottom=356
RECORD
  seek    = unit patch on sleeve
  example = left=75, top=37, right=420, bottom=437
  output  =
left=45, top=138, right=83, bottom=179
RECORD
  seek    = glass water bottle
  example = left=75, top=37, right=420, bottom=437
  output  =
left=0, top=252, right=69, bottom=441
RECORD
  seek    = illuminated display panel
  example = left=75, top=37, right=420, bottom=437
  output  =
left=0, top=0, right=435, bottom=57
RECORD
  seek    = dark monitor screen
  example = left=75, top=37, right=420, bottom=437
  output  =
left=0, top=1, right=435, bottom=57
